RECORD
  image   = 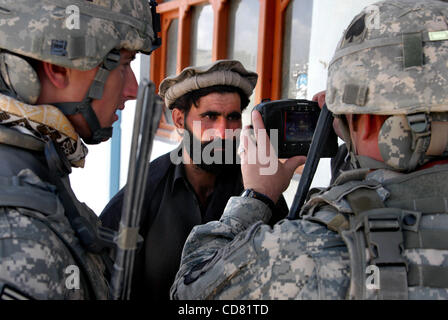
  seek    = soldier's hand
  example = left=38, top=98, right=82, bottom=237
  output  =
left=239, top=111, right=306, bottom=204
left=313, top=90, right=344, bottom=140
left=312, top=90, right=326, bottom=109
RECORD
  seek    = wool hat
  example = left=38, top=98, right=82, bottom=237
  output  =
left=159, top=59, right=258, bottom=109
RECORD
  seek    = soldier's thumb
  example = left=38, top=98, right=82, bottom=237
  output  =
left=283, top=156, right=306, bottom=177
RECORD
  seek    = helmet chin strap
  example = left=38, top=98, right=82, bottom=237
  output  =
left=53, top=49, right=121, bottom=145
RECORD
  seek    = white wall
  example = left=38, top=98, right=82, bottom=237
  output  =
left=282, top=0, right=380, bottom=207
left=70, top=57, right=143, bottom=215
left=70, top=137, right=111, bottom=215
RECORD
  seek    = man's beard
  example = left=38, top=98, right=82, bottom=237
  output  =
left=183, top=125, right=240, bottom=175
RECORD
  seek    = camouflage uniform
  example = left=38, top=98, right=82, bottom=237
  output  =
left=171, top=0, right=448, bottom=300
left=172, top=164, right=448, bottom=299
left=0, top=0, right=159, bottom=299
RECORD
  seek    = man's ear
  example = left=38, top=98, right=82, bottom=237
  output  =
left=358, top=114, right=388, bottom=141
left=41, top=62, right=70, bottom=89
left=352, top=114, right=389, bottom=141
left=172, top=108, right=185, bottom=129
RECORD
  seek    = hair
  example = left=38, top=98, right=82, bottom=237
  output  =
left=170, top=85, right=250, bottom=116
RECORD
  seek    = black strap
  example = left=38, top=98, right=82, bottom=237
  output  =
left=52, top=50, right=120, bottom=145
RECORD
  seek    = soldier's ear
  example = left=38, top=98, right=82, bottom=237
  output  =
left=172, top=108, right=185, bottom=129
left=357, top=114, right=389, bottom=141
left=41, top=62, right=70, bottom=89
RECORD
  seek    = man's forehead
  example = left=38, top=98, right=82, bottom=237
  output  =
left=196, top=92, right=241, bottom=111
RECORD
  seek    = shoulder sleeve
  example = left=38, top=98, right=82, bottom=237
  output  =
left=171, top=201, right=330, bottom=299
left=0, top=209, right=85, bottom=299
left=171, top=196, right=311, bottom=299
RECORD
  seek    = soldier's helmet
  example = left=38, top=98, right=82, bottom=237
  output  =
left=326, top=0, right=448, bottom=171
left=0, top=0, right=161, bottom=144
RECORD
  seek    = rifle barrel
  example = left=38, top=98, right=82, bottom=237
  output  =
left=110, top=80, right=163, bottom=300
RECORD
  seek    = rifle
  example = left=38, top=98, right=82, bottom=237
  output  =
left=110, top=80, right=163, bottom=300
left=287, top=104, right=335, bottom=220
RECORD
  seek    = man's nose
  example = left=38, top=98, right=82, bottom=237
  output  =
left=213, top=118, right=228, bottom=139
left=123, top=68, right=138, bottom=101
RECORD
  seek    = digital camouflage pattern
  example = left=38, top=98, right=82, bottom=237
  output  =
left=0, top=0, right=158, bottom=70
left=171, top=196, right=350, bottom=300
left=0, top=52, right=41, bottom=105
left=172, top=165, right=448, bottom=299
left=0, top=169, right=109, bottom=299
left=377, top=115, right=414, bottom=170
left=326, top=0, right=448, bottom=116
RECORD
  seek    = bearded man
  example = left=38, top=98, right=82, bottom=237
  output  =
left=100, top=60, right=289, bottom=300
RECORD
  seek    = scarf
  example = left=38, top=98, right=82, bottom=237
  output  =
left=0, top=93, right=88, bottom=168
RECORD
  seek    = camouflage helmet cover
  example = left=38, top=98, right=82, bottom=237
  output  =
left=0, top=0, right=160, bottom=70
left=326, top=0, right=448, bottom=116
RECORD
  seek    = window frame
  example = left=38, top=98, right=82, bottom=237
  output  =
left=151, top=0, right=294, bottom=139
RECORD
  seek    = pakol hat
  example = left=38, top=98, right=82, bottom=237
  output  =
left=159, top=59, right=258, bottom=109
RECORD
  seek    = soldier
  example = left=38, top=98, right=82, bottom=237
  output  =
left=171, top=0, right=448, bottom=299
left=0, top=0, right=160, bottom=299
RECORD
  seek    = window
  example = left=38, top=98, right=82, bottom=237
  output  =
left=228, top=0, right=259, bottom=72
left=282, top=0, right=313, bottom=99
left=227, top=0, right=259, bottom=124
left=191, top=3, right=213, bottom=66
left=166, top=18, right=179, bottom=77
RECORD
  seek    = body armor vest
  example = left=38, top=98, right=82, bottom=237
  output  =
left=0, top=126, right=110, bottom=299
left=301, top=165, right=448, bottom=299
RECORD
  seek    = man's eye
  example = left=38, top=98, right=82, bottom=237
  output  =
left=228, top=114, right=241, bottom=121
left=204, top=114, right=217, bottom=120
